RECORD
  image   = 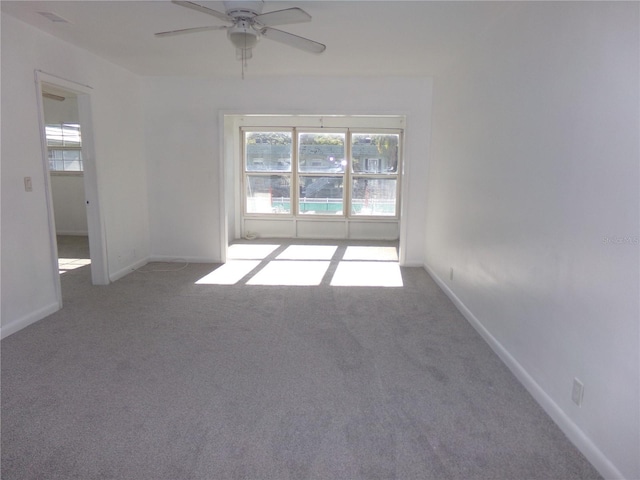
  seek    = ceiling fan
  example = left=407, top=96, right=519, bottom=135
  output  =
left=156, top=1, right=326, bottom=75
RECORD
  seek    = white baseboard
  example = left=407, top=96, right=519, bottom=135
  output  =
left=105, top=255, right=215, bottom=284
left=1, top=301, right=60, bottom=339
left=55, top=231, right=89, bottom=236
left=423, top=262, right=624, bottom=480
left=109, top=257, right=150, bottom=282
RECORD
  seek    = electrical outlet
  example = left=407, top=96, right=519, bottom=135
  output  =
left=572, top=378, right=584, bottom=406
left=24, top=177, right=33, bottom=192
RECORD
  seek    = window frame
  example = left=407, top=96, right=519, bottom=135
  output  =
left=349, top=129, right=402, bottom=218
left=296, top=128, right=347, bottom=217
left=242, top=128, right=294, bottom=216
left=241, top=126, right=402, bottom=220
left=46, top=122, right=84, bottom=173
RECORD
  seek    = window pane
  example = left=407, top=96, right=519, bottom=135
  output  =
left=351, top=178, right=397, bottom=216
left=298, top=133, right=345, bottom=173
left=45, top=125, right=64, bottom=146
left=49, top=149, right=82, bottom=172
left=49, top=150, right=63, bottom=171
left=352, top=133, right=399, bottom=174
left=246, top=175, right=290, bottom=214
left=46, top=124, right=82, bottom=147
left=49, top=149, right=63, bottom=160
left=299, top=176, right=343, bottom=215
left=62, top=150, right=83, bottom=171
left=50, top=159, right=64, bottom=171
left=245, top=132, right=292, bottom=172
left=62, top=124, right=81, bottom=147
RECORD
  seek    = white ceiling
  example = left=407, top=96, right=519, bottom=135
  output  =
left=1, top=1, right=512, bottom=78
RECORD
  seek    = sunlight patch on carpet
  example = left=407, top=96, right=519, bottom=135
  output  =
left=330, top=261, right=403, bottom=287
left=276, top=245, right=338, bottom=260
left=227, top=244, right=280, bottom=260
left=343, top=246, right=398, bottom=261
left=196, top=260, right=261, bottom=285
left=247, top=260, right=330, bottom=286
left=58, top=258, right=91, bottom=274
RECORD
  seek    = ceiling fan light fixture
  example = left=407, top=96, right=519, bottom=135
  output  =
left=227, top=21, right=258, bottom=50
left=235, top=47, right=253, bottom=61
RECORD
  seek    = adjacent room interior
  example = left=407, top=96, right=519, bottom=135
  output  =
left=1, top=2, right=638, bottom=479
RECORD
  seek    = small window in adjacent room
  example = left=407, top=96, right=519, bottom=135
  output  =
left=46, top=123, right=83, bottom=172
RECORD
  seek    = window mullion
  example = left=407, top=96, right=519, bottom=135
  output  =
left=292, top=127, right=299, bottom=216
left=345, top=128, right=353, bottom=219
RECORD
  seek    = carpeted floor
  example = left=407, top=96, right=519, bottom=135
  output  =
left=1, top=239, right=602, bottom=480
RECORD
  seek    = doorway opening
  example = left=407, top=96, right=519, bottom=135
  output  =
left=36, top=71, right=108, bottom=309
left=41, top=86, right=91, bottom=279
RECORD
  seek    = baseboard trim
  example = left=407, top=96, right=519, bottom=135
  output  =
left=55, top=231, right=89, bottom=236
left=109, top=256, right=217, bottom=283
left=423, top=262, right=624, bottom=480
left=1, top=301, right=61, bottom=340
left=109, top=257, right=150, bottom=283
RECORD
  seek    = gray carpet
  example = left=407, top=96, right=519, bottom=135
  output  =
left=56, top=235, right=91, bottom=259
left=1, top=239, right=601, bottom=480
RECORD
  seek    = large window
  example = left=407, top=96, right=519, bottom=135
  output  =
left=351, top=133, right=399, bottom=216
left=243, top=128, right=401, bottom=218
left=298, top=131, right=346, bottom=215
left=46, top=123, right=83, bottom=172
left=244, top=131, right=292, bottom=214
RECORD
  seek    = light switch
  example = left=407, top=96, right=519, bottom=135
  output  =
left=24, top=177, right=33, bottom=192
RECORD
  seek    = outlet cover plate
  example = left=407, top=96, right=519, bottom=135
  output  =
left=572, top=378, right=584, bottom=406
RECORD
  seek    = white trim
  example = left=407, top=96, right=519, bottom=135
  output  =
left=35, top=70, right=92, bottom=91
left=77, top=92, right=109, bottom=285
left=109, top=257, right=150, bottom=282
left=398, top=118, right=410, bottom=266
left=0, top=302, right=60, bottom=340
left=55, top=230, right=89, bottom=236
left=34, top=75, right=64, bottom=311
left=218, top=110, right=229, bottom=263
left=423, top=262, right=623, bottom=480
left=35, top=70, right=109, bottom=289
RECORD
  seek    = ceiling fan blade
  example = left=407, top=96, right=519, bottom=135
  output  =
left=155, top=25, right=227, bottom=37
left=254, top=7, right=311, bottom=26
left=260, top=27, right=326, bottom=54
left=171, top=1, right=233, bottom=23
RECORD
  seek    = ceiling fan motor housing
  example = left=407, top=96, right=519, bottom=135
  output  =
left=223, top=1, right=264, bottom=17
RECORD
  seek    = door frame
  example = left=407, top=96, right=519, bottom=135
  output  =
left=35, top=70, right=109, bottom=308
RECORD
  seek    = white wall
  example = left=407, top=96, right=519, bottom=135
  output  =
left=143, top=76, right=432, bottom=265
left=43, top=94, right=79, bottom=124
left=1, top=14, right=150, bottom=335
left=425, top=3, right=639, bottom=479
left=50, top=175, right=88, bottom=235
